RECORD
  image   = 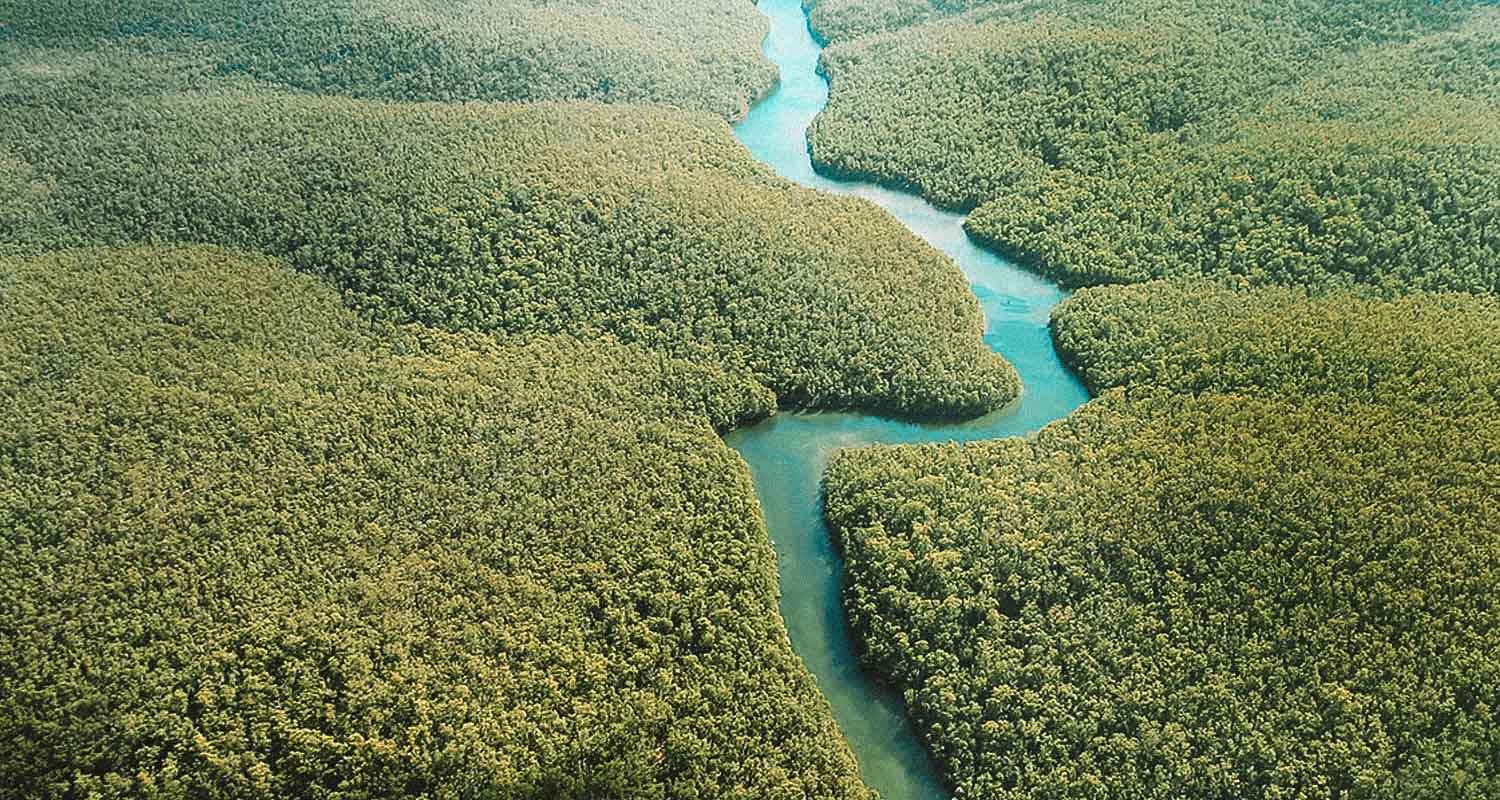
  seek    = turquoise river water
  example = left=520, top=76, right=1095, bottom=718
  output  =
left=724, top=1, right=1091, bottom=797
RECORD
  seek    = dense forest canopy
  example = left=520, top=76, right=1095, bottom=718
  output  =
left=824, top=278, right=1500, bottom=796
left=807, top=0, right=1010, bottom=44
left=808, top=0, right=1500, bottom=290
left=1052, top=280, right=1500, bottom=404
left=5, top=0, right=1498, bottom=797
left=0, top=0, right=775, bottom=118
left=0, top=246, right=876, bottom=800
left=0, top=1, right=1030, bottom=797
left=0, top=81, right=1017, bottom=418
left=826, top=390, right=1500, bottom=799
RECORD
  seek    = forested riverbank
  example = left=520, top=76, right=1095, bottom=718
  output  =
left=808, top=0, right=1500, bottom=291
left=0, top=2, right=1018, bottom=797
left=827, top=282, right=1500, bottom=796
left=0, top=0, right=776, bottom=119
left=2, top=246, right=878, bottom=799
left=0, top=89, right=1014, bottom=418
left=812, top=1, right=1500, bottom=796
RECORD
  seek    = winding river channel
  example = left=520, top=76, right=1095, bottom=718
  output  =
left=724, top=1, right=1091, bottom=797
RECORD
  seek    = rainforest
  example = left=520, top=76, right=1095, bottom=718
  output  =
left=1, top=1, right=1496, bottom=799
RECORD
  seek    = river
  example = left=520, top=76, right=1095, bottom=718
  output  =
left=724, top=1, right=1091, bottom=797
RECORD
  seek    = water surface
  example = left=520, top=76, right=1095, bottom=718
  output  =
left=726, top=1, right=1090, bottom=798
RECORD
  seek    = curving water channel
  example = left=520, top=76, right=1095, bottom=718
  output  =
left=725, top=1, right=1092, bottom=797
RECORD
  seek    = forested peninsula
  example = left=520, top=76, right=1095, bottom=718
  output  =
left=808, top=0, right=1500, bottom=290
left=826, top=284, right=1500, bottom=796
left=0, top=90, right=1014, bottom=418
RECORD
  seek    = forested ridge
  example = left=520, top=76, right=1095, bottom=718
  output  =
left=0, top=246, right=875, bottom=800
left=0, top=0, right=775, bottom=119
left=808, top=0, right=1500, bottom=291
left=0, top=85, right=1016, bottom=418
left=825, top=280, right=1500, bottom=796
left=0, top=31, right=1014, bottom=420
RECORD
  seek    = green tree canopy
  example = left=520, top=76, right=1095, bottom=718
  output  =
left=0, top=245, right=872, bottom=800
left=825, top=279, right=1500, bottom=797
left=808, top=0, right=1500, bottom=292
left=0, top=86, right=1017, bottom=419
left=0, top=0, right=775, bottom=119
left=827, top=390, right=1500, bottom=799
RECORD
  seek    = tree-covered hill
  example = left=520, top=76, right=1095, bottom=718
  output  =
left=825, top=279, right=1500, bottom=796
left=808, top=0, right=1500, bottom=291
left=0, top=245, right=876, bottom=800
left=0, top=0, right=775, bottom=119
left=826, top=391, right=1500, bottom=799
left=0, top=87, right=1017, bottom=419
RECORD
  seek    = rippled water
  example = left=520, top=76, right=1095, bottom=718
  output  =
left=725, top=0, right=1091, bottom=797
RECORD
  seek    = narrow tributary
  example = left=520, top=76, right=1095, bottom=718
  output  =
left=724, top=1, right=1091, bottom=797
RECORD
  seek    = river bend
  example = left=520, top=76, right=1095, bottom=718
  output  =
left=725, top=1, right=1091, bottom=797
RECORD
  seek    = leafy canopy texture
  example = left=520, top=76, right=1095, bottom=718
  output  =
left=807, top=0, right=1009, bottom=44
left=825, top=281, right=1500, bottom=798
left=0, top=1, right=1022, bottom=798
left=0, top=246, right=875, bottom=800
left=0, top=84, right=1017, bottom=419
left=1052, top=280, right=1500, bottom=406
left=0, top=0, right=775, bottom=119
left=826, top=393, right=1500, bottom=799
left=807, top=0, right=1500, bottom=291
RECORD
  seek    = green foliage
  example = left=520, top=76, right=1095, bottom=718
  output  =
left=0, top=86, right=1017, bottom=418
left=826, top=390, right=1500, bottom=799
left=967, top=88, right=1500, bottom=291
left=0, top=1, right=1021, bottom=796
left=0, top=0, right=775, bottom=118
left=808, top=0, right=1500, bottom=291
left=806, top=0, right=1007, bottom=44
left=1052, top=280, right=1500, bottom=406
left=829, top=278, right=1500, bottom=795
left=0, top=245, right=874, bottom=800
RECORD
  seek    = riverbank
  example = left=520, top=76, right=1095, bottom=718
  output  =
left=726, top=1, right=1090, bottom=798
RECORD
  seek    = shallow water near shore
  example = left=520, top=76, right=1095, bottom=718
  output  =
left=724, top=1, right=1091, bottom=797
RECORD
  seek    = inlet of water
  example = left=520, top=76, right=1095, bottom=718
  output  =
left=725, top=1, right=1090, bottom=797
